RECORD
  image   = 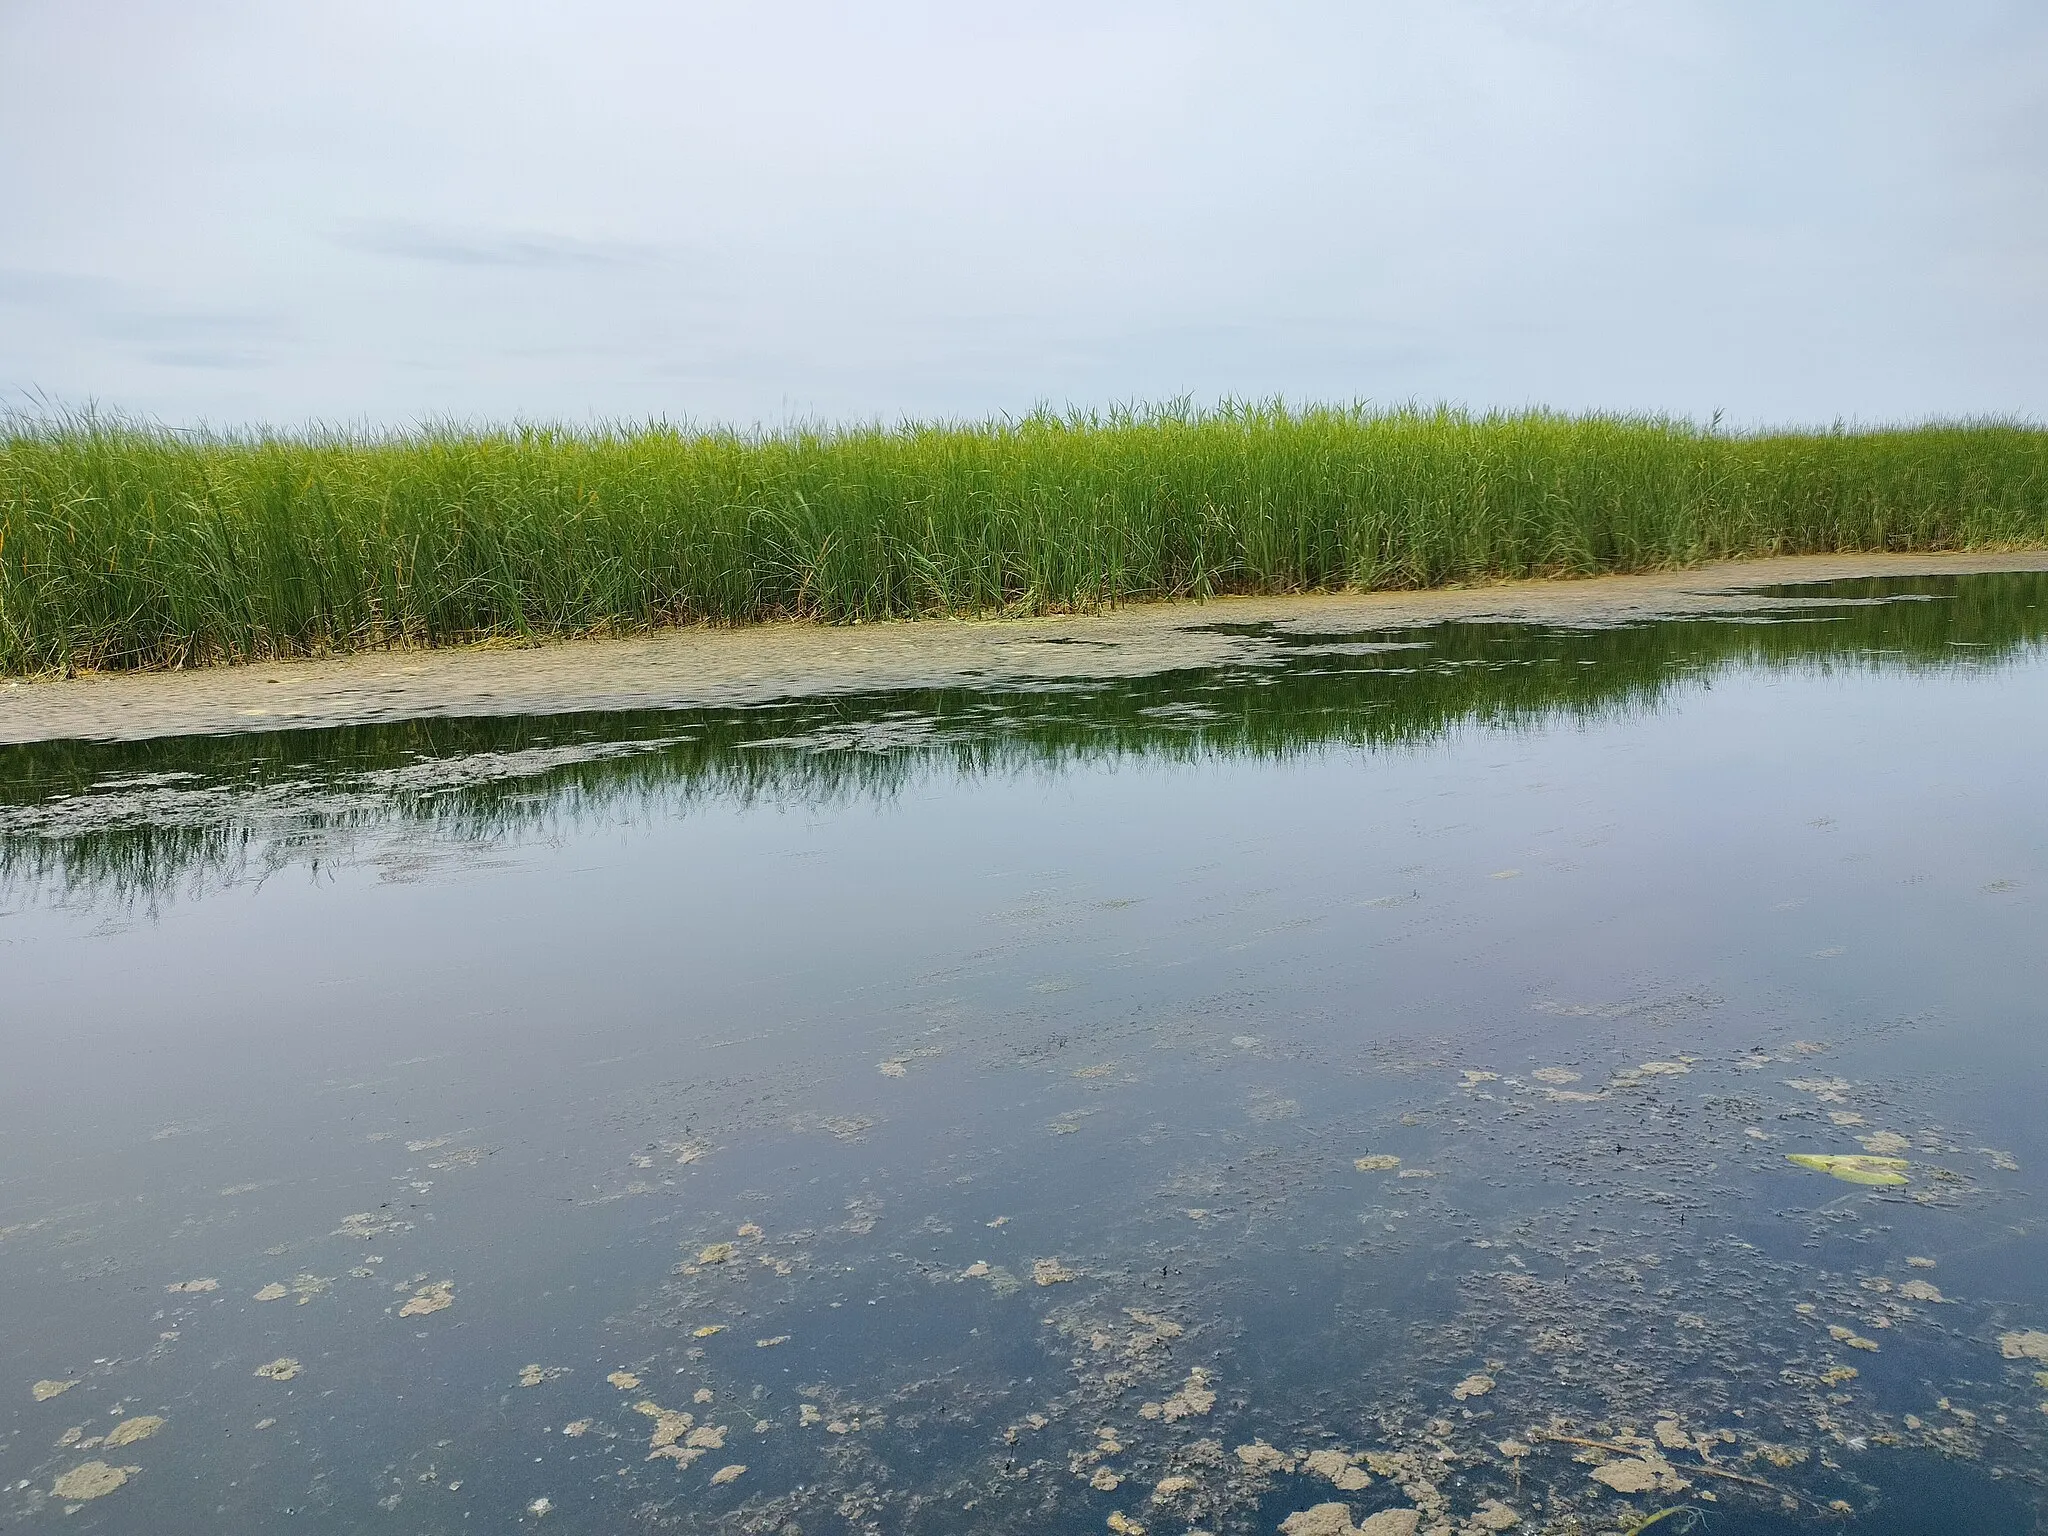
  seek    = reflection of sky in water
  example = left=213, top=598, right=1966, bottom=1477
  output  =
left=2, top=577, right=2046, bottom=1533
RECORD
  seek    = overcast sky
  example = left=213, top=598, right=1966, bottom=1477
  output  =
left=2, top=1, right=2043, bottom=431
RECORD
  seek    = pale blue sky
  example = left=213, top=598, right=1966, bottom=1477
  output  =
left=2, top=0, right=2043, bottom=429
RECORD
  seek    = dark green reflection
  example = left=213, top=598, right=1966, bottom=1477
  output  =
left=5, top=572, right=2046, bottom=908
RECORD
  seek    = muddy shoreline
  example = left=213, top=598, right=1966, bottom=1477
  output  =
left=6, top=550, right=2047, bottom=746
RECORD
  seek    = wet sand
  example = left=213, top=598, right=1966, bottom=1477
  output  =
left=6, top=550, right=2046, bottom=746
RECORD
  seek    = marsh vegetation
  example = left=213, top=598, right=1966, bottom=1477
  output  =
left=4, top=407, right=2046, bottom=673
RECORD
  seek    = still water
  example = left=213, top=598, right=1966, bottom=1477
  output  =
left=3, top=574, right=2045, bottom=1535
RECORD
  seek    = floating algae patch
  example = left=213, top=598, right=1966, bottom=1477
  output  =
left=1279, top=1504, right=1369, bottom=1535
left=252, top=1358, right=300, bottom=1381
left=2001, top=1330, right=2048, bottom=1362
left=1785, top=1153, right=1910, bottom=1186
left=396, top=1280, right=454, bottom=1316
left=101, top=1414, right=164, bottom=1448
left=1301, top=1448, right=1373, bottom=1490
left=634, top=1398, right=697, bottom=1453
left=51, top=1461, right=130, bottom=1501
left=1360, top=1507, right=1424, bottom=1535
left=1236, top=1439, right=1295, bottom=1472
left=30, top=1379, right=76, bottom=1401
left=1590, top=1456, right=1690, bottom=1493
left=252, top=1273, right=329, bottom=1304
left=335, top=1210, right=411, bottom=1240
left=1140, top=1366, right=1214, bottom=1421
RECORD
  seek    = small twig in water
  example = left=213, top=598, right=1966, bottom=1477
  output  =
left=1527, top=1429, right=1778, bottom=1491
left=1624, top=1507, right=1703, bottom=1535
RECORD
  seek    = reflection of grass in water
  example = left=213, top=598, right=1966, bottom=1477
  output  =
left=7, top=405, right=2046, bottom=673
left=4, top=573, right=2047, bottom=909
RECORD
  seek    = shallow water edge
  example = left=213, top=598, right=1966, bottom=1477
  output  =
left=6, top=550, right=2047, bottom=746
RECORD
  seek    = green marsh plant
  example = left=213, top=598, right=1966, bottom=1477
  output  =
left=3, top=403, right=2044, bottom=673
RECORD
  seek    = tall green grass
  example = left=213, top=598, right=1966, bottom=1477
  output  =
left=3, top=403, right=2045, bottom=673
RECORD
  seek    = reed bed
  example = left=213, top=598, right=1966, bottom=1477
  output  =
left=3, top=403, right=2044, bottom=673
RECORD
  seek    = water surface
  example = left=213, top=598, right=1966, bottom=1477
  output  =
left=4, top=574, right=2046, bottom=1534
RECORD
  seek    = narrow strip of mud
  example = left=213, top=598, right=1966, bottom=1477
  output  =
left=6, top=551, right=2046, bottom=746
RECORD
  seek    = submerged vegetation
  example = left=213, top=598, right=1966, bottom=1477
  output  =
left=3, top=404, right=2047, bottom=672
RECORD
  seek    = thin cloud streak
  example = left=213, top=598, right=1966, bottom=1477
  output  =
left=332, top=219, right=668, bottom=271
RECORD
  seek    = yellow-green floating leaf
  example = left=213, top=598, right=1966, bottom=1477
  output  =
left=1785, top=1153, right=1909, bottom=1187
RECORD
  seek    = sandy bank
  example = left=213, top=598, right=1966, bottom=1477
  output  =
left=6, top=549, right=2046, bottom=746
